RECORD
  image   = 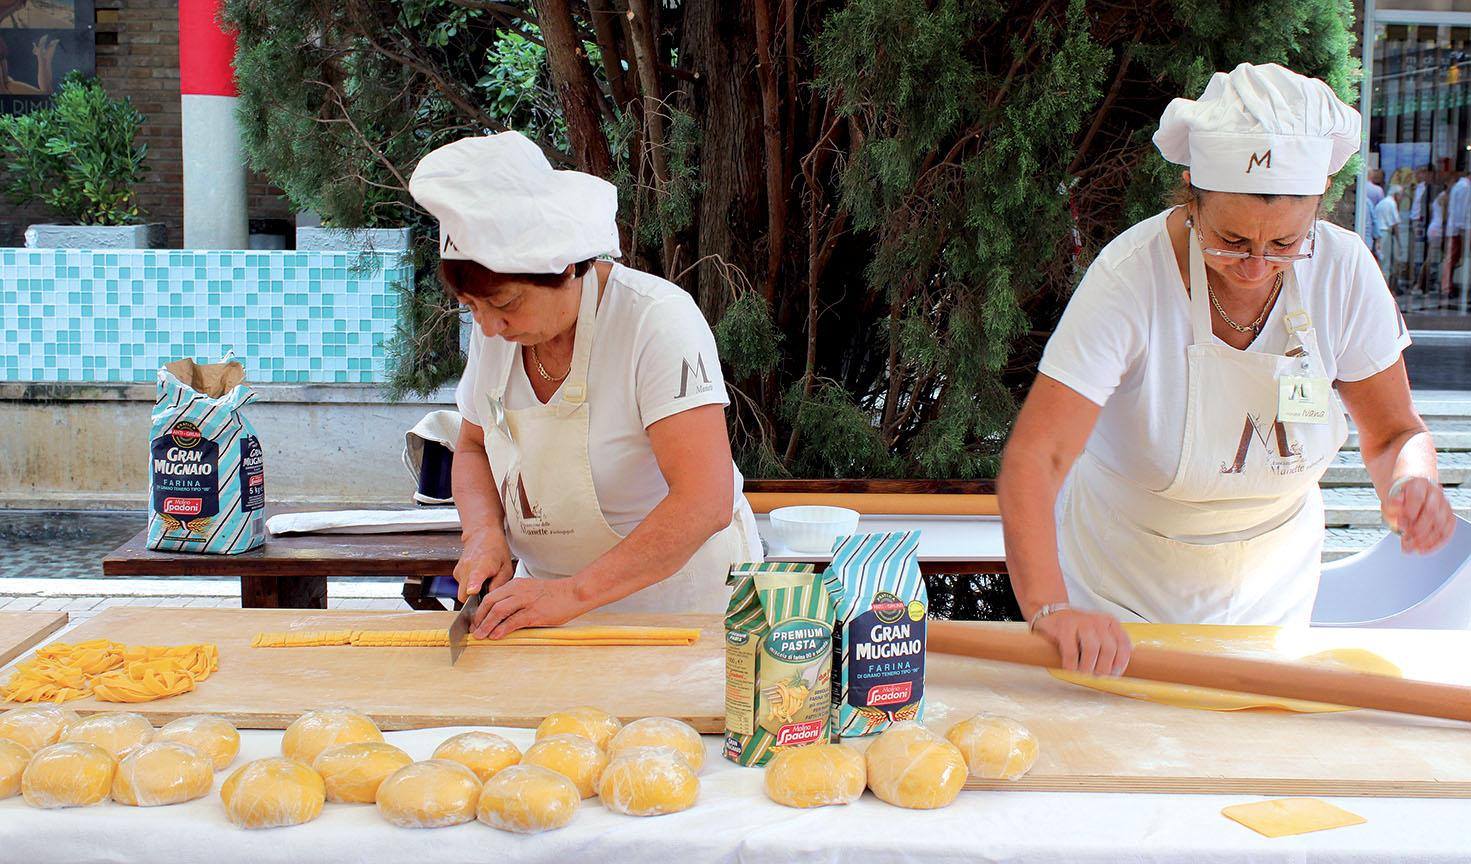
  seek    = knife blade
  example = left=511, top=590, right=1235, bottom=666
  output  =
left=449, top=585, right=486, bottom=666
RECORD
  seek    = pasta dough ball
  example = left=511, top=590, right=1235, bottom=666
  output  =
left=606, top=717, right=704, bottom=772
left=536, top=707, right=622, bottom=749
left=21, top=742, right=115, bottom=808
left=376, top=760, right=481, bottom=828
left=763, top=743, right=865, bottom=808
left=432, top=731, right=520, bottom=782
left=313, top=742, right=412, bottom=804
left=521, top=735, right=607, bottom=799
left=220, top=758, right=326, bottom=829
left=597, top=747, right=699, bottom=816
left=155, top=715, right=240, bottom=771
left=112, top=742, right=213, bottom=806
left=281, top=708, right=383, bottom=765
left=476, top=764, right=580, bottom=834
left=864, top=721, right=967, bottom=810
left=0, top=738, right=33, bottom=800
left=62, top=712, right=154, bottom=759
left=945, top=713, right=1039, bottom=781
left=0, top=706, right=80, bottom=751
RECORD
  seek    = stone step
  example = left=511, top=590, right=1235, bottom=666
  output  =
left=1322, top=485, right=1471, bottom=527
left=1322, top=526, right=1391, bottom=562
left=1321, top=451, right=1471, bottom=486
left=1343, top=429, right=1471, bottom=451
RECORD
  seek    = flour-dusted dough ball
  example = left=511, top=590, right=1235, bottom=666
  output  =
left=281, top=708, right=383, bottom=765
left=156, top=715, right=240, bottom=771
left=312, top=742, right=412, bottom=804
left=945, top=713, right=1039, bottom=781
left=375, top=759, right=481, bottom=828
left=0, top=738, right=33, bottom=800
left=62, top=712, right=154, bottom=760
left=864, top=721, right=966, bottom=810
left=111, top=741, right=214, bottom=806
left=535, top=707, right=623, bottom=750
left=432, top=731, right=521, bottom=782
left=521, top=734, right=607, bottom=799
left=220, top=758, right=326, bottom=829
left=606, top=717, right=705, bottom=772
left=597, top=747, right=699, bottom=816
left=476, top=764, right=580, bottom=834
left=0, top=706, right=81, bottom=752
left=763, top=743, right=865, bottom=808
left=21, top=742, right=115, bottom=808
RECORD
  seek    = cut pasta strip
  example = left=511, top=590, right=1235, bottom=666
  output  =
left=251, top=626, right=701, bottom=648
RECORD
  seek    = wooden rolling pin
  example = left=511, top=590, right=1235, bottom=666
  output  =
left=929, top=620, right=1471, bottom=724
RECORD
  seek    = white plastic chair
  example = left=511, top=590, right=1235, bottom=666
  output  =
left=1312, top=516, right=1471, bottom=629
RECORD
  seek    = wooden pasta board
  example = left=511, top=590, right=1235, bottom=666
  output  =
left=43, top=607, right=727, bottom=732
left=0, top=612, right=67, bottom=669
left=931, top=624, right=1471, bottom=798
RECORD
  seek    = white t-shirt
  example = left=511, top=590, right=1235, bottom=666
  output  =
left=1449, top=177, right=1471, bottom=235
left=1039, top=209, right=1410, bottom=491
left=456, top=263, right=737, bottom=535
left=1373, top=194, right=1401, bottom=235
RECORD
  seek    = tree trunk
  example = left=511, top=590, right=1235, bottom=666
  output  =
left=534, top=0, right=614, bottom=178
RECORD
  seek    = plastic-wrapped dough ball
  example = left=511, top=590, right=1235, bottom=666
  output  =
left=312, top=742, right=412, bottom=804
left=375, top=759, right=481, bottom=828
left=220, top=758, right=326, bottom=829
left=521, top=734, right=607, bottom=799
left=864, top=721, right=967, bottom=810
left=281, top=708, right=383, bottom=765
left=0, top=738, right=33, bottom=799
left=112, top=742, right=214, bottom=806
left=432, top=731, right=520, bottom=782
left=476, top=764, right=580, bottom=834
left=21, top=742, right=116, bottom=808
left=597, top=746, right=699, bottom=816
left=945, top=713, right=1039, bottom=781
left=62, top=712, right=154, bottom=760
left=763, top=743, right=865, bottom=808
left=606, top=717, right=705, bottom=772
left=0, top=706, right=81, bottom=751
left=535, top=707, right=622, bottom=750
left=155, top=715, right=240, bottom=771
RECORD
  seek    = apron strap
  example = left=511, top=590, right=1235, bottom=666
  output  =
left=1187, top=227, right=1214, bottom=347
left=560, top=267, right=602, bottom=406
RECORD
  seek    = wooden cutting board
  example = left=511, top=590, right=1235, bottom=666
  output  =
left=42, top=607, right=725, bottom=732
left=930, top=625, right=1471, bottom=798
left=0, top=611, right=67, bottom=669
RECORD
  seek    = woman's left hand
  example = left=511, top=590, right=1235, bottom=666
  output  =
left=472, top=578, right=588, bottom=639
left=1383, top=476, right=1457, bottom=554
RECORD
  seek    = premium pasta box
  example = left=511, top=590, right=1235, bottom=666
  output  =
left=723, top=562, right=836, bottom=766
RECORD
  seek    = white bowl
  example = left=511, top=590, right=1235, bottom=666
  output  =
left=766, top=505, right=860, bottom=554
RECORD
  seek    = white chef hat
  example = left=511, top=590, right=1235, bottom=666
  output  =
left=1154, top=63, right=1361, bottom=196
left=409, top=131, right=621, bottom=274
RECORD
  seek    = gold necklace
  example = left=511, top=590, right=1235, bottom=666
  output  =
left=1208, top=272, right=1283, bottom=336
left=528, top=344, right=569, bottom=383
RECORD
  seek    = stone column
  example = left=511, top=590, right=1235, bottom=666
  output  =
left=178, top=0, right=248, bottom=248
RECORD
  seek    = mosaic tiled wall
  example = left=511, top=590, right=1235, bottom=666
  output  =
left=0, top=248, right=409, bottom=384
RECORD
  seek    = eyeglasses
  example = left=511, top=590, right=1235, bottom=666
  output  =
left=1188, top=212, right=1317, bottom=263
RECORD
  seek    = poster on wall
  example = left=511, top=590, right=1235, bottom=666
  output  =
left=1, top=0, right=95, bottom=115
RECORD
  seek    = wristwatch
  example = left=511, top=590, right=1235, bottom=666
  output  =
left=1028, top=602, right=1071, bottom=632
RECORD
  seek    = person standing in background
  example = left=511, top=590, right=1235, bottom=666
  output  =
left=1374, top=184, right=1403, bottom=292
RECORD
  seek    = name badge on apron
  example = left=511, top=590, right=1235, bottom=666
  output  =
left=1278, top=309, right=1330, bottom=425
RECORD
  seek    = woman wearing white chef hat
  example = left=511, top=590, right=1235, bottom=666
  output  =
left=999, top=63, right=1455, bottom=676
left=409, top=132, right=761, bottom=637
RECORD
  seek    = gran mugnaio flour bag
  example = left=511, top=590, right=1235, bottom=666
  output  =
left=147, top=355, right=266, bottom=554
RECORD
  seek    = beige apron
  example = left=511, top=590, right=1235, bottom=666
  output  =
left=1056, top=226, right=1348, bottom=625
left=482, top=268, right=760, bottom=614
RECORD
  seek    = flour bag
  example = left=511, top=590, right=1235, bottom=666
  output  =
left=147, top=355, right=266, bottom=554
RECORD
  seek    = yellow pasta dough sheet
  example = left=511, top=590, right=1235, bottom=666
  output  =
left=1048, top=624, right=1402, bottom=713
left=1221, top=798, right=1367, bottom=838
left=251, top=625, right=702, bottom=649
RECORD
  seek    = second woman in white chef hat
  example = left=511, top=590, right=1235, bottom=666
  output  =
left=410, top=132, right=762, bottom=637
left=999, top=63, right=1455, bottom=675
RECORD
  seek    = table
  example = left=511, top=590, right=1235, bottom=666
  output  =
left=758, top=513, right=1007, bottom=574
left=1, top=724, right=1465, bottom=863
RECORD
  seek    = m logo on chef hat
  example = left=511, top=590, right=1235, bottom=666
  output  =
left=1246, top=150, right=1272, bottom=174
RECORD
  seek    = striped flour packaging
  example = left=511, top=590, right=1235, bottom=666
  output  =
left=147, top=356, right=267, bottom=554
left=825, top=531, right=927, bottom=737
left=723, top=562, right=836, bottom=766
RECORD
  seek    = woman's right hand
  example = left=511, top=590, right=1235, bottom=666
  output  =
left=1031, top=609, right=1133, bottom=677
left=454, top=527, right=515, bottom=603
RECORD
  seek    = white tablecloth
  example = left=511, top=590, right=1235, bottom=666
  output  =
left=2, top=724, right=1467, bottom=863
